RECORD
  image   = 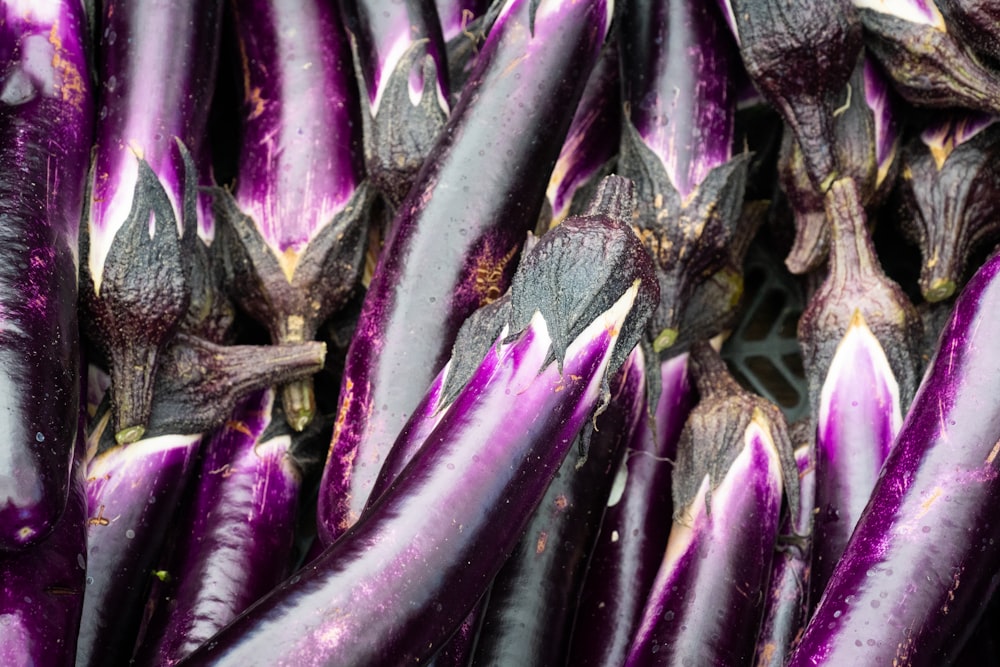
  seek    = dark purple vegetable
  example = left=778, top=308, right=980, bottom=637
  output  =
left=76, top=421, right=203, bottom=667
left=340, top=0, right=450, bottom=208
left=215, top=0, right=370, bottom=432
left=0, top=0, right=92, bottom=549
left=938, top=0, right=1000, bottom=63
left=781, top=55, right=901, bottom=274
left=618, top=0, right=750, bottom=353
left=798, top=178, right=921, bottom=606
left=318, top=0, right=614, bottom=546
left=753, top=439, right=815, bottom=667
left=720, top=0, right=862, bottom=190
left=855, top=0, right=1000, bottom=113
left=470, top=347, right=645, bottom=667
left=787, top=246, right=1000, bottom=665
left=81, top=0, right=222, bottom=445
left=624, top=342, right=794, bottom=667
left=566, top=352, right=693, bottom=667
left=435, top=0, right=495, bottom=104
left=897, top=112, right=1000, bottom=302
left=133, top=388, right=301, bottom=666
left=179, top=177, right=657, bottom=667
left=0, top=428, right=87, bottom=666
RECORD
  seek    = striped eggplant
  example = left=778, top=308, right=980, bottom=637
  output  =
left=0, top=0, right=92, bottom=549
left=787, top=243, right=1000, bottom=666
left=618, top=0, right=751, bottom=353
left=214, top=0, right=371, bottom=432
left=81, top=0, right=222, bottom=445
left=317, top=0, right=615, bottom=546
left=179, top=177, right=658, bottom=667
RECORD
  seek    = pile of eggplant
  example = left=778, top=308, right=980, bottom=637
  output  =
left=5, top=0, right=1000, bottom=664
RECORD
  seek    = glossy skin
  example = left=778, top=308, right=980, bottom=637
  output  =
left=788, top=248, right=1000, bottom=665
left=470, top=349, right=645, bottom=667
left=0, top=433, right=87, bottom=666
left=625, top=415, right=784, bottom=667
left=75, top=430, right=202, bottom=667
left=620, top=0, right=737, bottom=199
left=318, top=0, right=613, bottom=546
left=134, top=389, right=301, bottom=666
left=181, top=299, right=639, bottom=666
left=0, top=0, right=91, bottom=549
left=566, top=353, right=694, bottom=667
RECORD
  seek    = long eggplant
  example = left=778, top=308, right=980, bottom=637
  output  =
left=317, top=0, right=614, bottom=546
left=0, top=0, right=92, bottom=549
left=81, top=0, right=222, bottom=445
left=214, top=0, right=370, bottom=432
left=179, top=176, right=657, bottom=666
left=788, top=244, right=1000, bottom=665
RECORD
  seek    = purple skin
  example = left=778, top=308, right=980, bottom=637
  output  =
left=178, top=288, right=652, bottom=666
left=318, top=0, right=614, bottom=546
left=787, top=251, right=1000, bottom=665
left=624, top=409, right=785, bottom=666
left=543, top=42, right=621, bottom=228
left=566, top=352, right=694, bottom=667
left=469, top=348, right=645, bottom=667
left=864, top=58, right=900, bottom=194
left=0, top=429, right=87, bottom=666
left=754, top=442, right=816, bottom=667
left=435, top=0, right=491, bottom=41
left=82, top=0, right=222, bottom=445
left=133, top=389, right=301, bottom=666
left=939, top=0, right=1000, bottom=63
left=898, top=112, right=1000, bottom=302
left=0, top=0, right=91, bottom=550
left=75, top=423, right=202, bottom=667
left=341, top=0, right=450, bottom=207
left=219, top=0, right=368, bottom=432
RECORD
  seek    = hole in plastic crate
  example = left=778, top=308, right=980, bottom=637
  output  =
left=744, top=289, right=787, bottom=341
left=744, top=356, right=800, bottom=409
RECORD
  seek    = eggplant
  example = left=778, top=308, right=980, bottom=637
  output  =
left=855, top=0, right=1000, bottom=112
left=317, top=0, right=614, bottom=546
left=81, top=0, right=222, bottom=445
left=624, top=342, right=796, bottom=667
left=618, top=0, right=751, bottom=353
left=753, top=439, right=816, bottom=667
left=341, top=0, right=450, bottom=208
left=0, top=0, right=92, bottom=549
left=720, top=0, right=863, bottom=190
left=76, top=418, right=203, bottom=667
left=178, top=176, right=658, bottom=667
left=0, top=428, right=87, bottom=666
left=897, top=112, right=1000, bottom=302
left=133, top=388, right=302, bottom=666
left=566, top=352, right=694, bottom=667
left=788, top=250, right=1000, bottom=664
left=435, top=0, right=490, bottom=41
left=435, top=0, right=495, bottom=103
left=214, top=0, right=371, bottom=432
left=470, top=347, right=645, bottom=667
left=938, top=0, right=1000, bottom=63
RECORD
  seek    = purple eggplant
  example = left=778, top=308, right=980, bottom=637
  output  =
left=318, top=0, right=614, bottom=546
left=782, top=55, right=902, bottom=274
left=798, top=178, right=921, bottom=606
left=855, top=0, right=1000, bottom=112
left=787, top=247, right=1000, bottom=665
left=721, top=0, right=862, bottom=190
left=470, top=347, right=645, bottom=667
left=938, top=0, right=1000, bottom=63
left=897, top=112, right=1000, bottom=302
left=541, top=41, right=621, bottom=230
left=436, top=0, right=489, bottom=41
left=618, top=0, right=751, bottom=353
left=566, top=352, right=694, bottom=667
left=81, top=0, right=222, bottom=445
left=340, top=0, right=450, bottom=208
left=0, top=0, right=92, bottom=549
left=0, top=428, right=87, bottom=666
left=179, top=176, right=657, bottom=667
left=754, top=438, right=816, bottom=667
left=214, top=0, right=371, bottom=432
left=133, top=388, right=302, bottom=666
left=435, top=0, right=495, bottom=104
left=76, top=419, right=203, bottom=667
left=624, top=342, right=795, bottom=667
